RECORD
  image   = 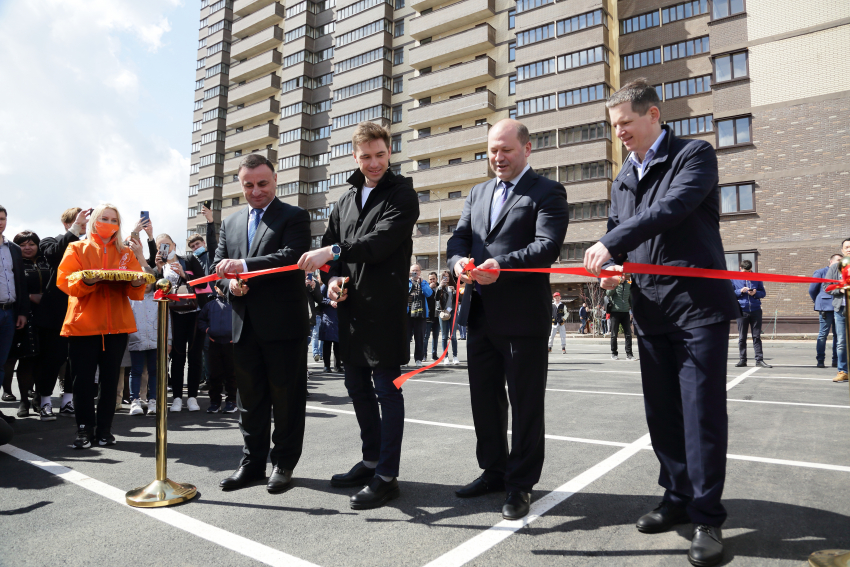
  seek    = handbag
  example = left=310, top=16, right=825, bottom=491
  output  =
left=439, top=310, right=452, bottom=321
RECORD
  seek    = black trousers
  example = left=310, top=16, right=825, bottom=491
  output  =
left=208, top=340, right=237, bottom=405
left=736, top=309, right=764, bottom=362
left=170, top=311, right=202, bottom=399
left=637, top=322, right=729, bottom=527
left=467, top=293, right=547, bottom=492
left=408, top=316, right=427, bottom=362
left=69, top=334, right=128, bottom=436
left=233, top=321, right=308, bottom=471
left=34, top=327, right=69, bottom=397
left=425, top=319, right=440, bottom=358
left=323, top=340, right=341, bottom=369
left=609, top=311, right=633, bottom=356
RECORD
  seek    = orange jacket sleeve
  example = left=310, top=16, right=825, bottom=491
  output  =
left=57, top=243, right=98, bottom=298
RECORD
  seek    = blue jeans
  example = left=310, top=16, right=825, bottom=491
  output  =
left=311, top=315, right=322, bottom=356
left=425, top=319, right=440, bottom=357
left=129, top=349, right=158, bottom=401
left=0, top=310, right=16, bottom=391
left=440, top=318, right=457, bottom=357
left=816, top=310, right=837, bottom=364
left=836, top=307, right=847, bottom=373
left=458, top=325, right=467, bottom=339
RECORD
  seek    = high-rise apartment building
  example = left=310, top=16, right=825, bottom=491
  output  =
left=187, top=0, right=848, bottom=329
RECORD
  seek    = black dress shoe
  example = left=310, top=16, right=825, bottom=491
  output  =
left=502, top=491, right=531, bottom=520
left=267, top=467, right=293, bottom=494
left=322, top=367, right=331, bottom=373
left=219, top=466, right=266, bottom=490
left=455, top=475, right=505, bottom=498
left=331, top=462, right=376, bottom=488
left=816, top=362, right=826, bottom=368
left=755, top=360, right=772, bottom=368
left=636, top=501, right=691, bottom=534
left=350, top=477, right=399, bottom=510
left=734, top=360, right=747, bottom=367
left=688, top=525, right=723, bottom=567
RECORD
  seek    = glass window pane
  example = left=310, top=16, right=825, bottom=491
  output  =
left=735, top=117, right=751, bottom=143
left=713, top=0, right=729, bottom=18
left=730, top=0, right=745, bottom=14
left=721, top=186, right=737, bottom=213
left=725, top=253, right=737, bottom=271
left=717, top=120, right=735, bottom=147
left=741, top=252, right=755, bottom=269
left=733, top=52, right=748, bottom=78
left=738, top=184, right=754, bottom=210
left=716, top=56, right=731, bottom=82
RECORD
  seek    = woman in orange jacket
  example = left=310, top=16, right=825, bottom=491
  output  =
left=57, top=203, right=147, bottom=449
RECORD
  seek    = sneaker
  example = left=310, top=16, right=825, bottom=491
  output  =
left=207, top=403, right=221, bottom=414
left=39, top=402, right=57, bottom=422
left=223, top=401, right=238, bottom=413
left=97, top=432, right=116, bottom=446
left=198, top=381, right=209, bottom=392
left=72, top=426, right=92, bottom=449
left=452, top=357, right=459, bottom=365
left=611, top=354, right=619, bottom=360
left=562, top=348, right=566, bottom=354
left=626, top=355, right=637, bottom=361
left=59, top=400, right=75, bottom=416
left=834, top=371, right=849, bottom=383
left=147, top=399, right=157, bottom=416
left=313, top=354, right=321, bottom=362
left=129, top=400, right=144, bottom=416
left=416, top=360, right=423, bottom=367
left=442, top=357, right=450, bottom=365
left=170, top=398, right=183, bottom=412
left=548, top=347, right=552, bottom=353
left=1, top=392, right=16, bottom=402
left=186, top=397, right=200, bottom=412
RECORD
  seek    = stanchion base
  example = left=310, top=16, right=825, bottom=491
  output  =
left=125, top=478, right=197, bottom=508
left=809, top=550, right=850, bottom=567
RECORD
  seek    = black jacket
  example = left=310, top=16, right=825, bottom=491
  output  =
left=159, top=253, right=210, bottom=308
left=213, top=197, right=311, bottom=343
left=323, top=169, right=419, bottom=367
left=3, top=240, right=30, bottom=319
left=552, top=302, right=566, bottom=325
left=34, top=230, right=79, bottom=330
left=306, top=281, right=323, bottom=325
left=197, top=294, right=233, bottom=342
left=599, top=126, right=739, bottom=335
left=193, top=222, right=219, bottom=276
left=447, top=168, right=569, bottom=337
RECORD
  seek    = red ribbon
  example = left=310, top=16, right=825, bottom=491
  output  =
left=187, top=263, right=330, bottom=288
left=825, top=265, right=850, bottom=292
left=153, top=290, right=197, bottom=301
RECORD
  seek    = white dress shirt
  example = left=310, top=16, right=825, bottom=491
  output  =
left=490, top=163, right=530, bottom=230
left=629, top=130, right=666, bottom=180
left=241, top=201, right=273, bottom=272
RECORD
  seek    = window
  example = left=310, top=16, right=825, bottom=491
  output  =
left=662, top=0, right=708, bottom=23
left=393, top=76, right=403, bottom=94
left=203, top=107, right=226, bottom=122
left=394, top=20, right=404, bottom=37
left=714, top=51, right=748, bottom=82
left=390, top=163, right=401, bottom=175
left=199, top=153, right=224, bottom=167
left=192, top=120, right=202, bottom=132
left=621, top=11, right=659, bottom=34
left=509, top=75, right=516, bottom=95
left=712, top=0, right=745, bottom=20
left=416, top=256, right=430, bottom=269
left=336, top=47, right=392, bottom=73
left=334, top=76, right=392, bottom=101
left=417, top=159, right=430, bottom=170
left=448, top=191, right=462, bottom=199
left=315, top=99, right=332, bottom=113
left=516, top=94, right=555, bottom=117
left=281, top=128, right=307, bottom=144
left=517, top=58, right=554, bottom=81
left=557, top=9, right=604, bottom=36
left=508, top=42, right=515, bottom=62
left=194, top=99, right=203, bottom=111
left=568, top=201, right=608, bottom=221
left=559, top=161, right=611, bottom=183
left=336, top=0, right=392, bottom=20
left=207, top=20, right=231, bottom=35
left=420, top=37, right=431, bottom=45
left=416, top=223, right=430, bottom=236
left=310, top=180, right=329, bottom=194
left=474, top=152, right=486, bottom=160
left=537, top=167, right=556, bottom=181
left=665, top=37, right=710, bottom=62
left=205, top=63, right=229, bottom=78
left=561, top=241, right=595, bottom=261
left=199, top=17, right=208, bottom=29
left=195, top=78, right=204, bottom=90
left=189, top=184, right=199, bottom=196
left=393, top=48, right=404, bottom=65
left=188, top=206, right=198, bottom=218
left=191, top=142, right=201, bottom=153
left=517, top=23, right=553, bottom=47
left=278, top=155, right=309, bottom=170
left=277, top=181, right=308, bottom=196
left=330, top=169, right=356, bottom=186
left=720, top=183, right=754, bottom=214
left=208, top=0, right=232, bottom=14
left=418, top=128, right=431, bottom=137
left=716, top=116, right=752, bottom=147
left=622, top=47, right=661, bottom=71
left=664, top=75, right=711, bottom=100
left=558, top=84, right=608, bottom=108
left=395, top=0, right=404, bottom=8
left=198, top=38, right=207, bottom=49
left=417, top=190, right=430, bottom=202
left=475, top=118, right=487, bottom=126
left=392, top=105, right=402, bottom=123
left=557, top=46, right=608, bottom=72
left=516, top=0, right=552, bottom=14
left=509, top=107, right=517, bottom=119
left=725, top=251, right=756, bottom=272
left=333, top=105, right=390, bottom=129
left=197, top=57, right=206, bottom=70
left=206, top=41, right=229, bottom=56
left=309, top=206, right=334, bottom=221
left=559, top=121, right=610, bottom=145
left=203, top=85, right=227, bottom=100
left=336, top=19, right=393, bottom=48
left=447, top=224, right=457, bottom=233
left=666, top=114, right=713, bottom=137
left=391, top=134, right=402, bottom=152
left=420, top=66, right=431, bottom=75
left=199, top=176, right=223, bottom=189
left=529, top=130, right=556, bottom=149
left=419, top=96, right=431, bottom=106
left=332, top=142, right=353, bottom=158
left=201, top=130, right=225, bottom=144
left=448, top=158, right=461, bottom=165
left=231, top=197, right=240, bottom=206
left=508, top=9, right=515, bottom=29
left=190, top=163, right=200, bottom=174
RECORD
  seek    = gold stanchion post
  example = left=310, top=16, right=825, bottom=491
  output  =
left=808, top=257, right=850, bottom=567
left=126, top=279, right=198, bottom=507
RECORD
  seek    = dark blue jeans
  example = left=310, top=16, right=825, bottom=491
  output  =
left=816, top=310, right=837, bottom=365
left=344, top=365, right=404, bottom=478
left=440, top=318, right=457, bottom=357
left=0, top=310, right=16, bottom=393
left=129, top=349, right=157, bottom=401
left=836, top=307, right=847, bottom=373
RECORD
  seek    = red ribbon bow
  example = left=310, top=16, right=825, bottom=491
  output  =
left=825, top=265, right=850, bottom=293
left=187, top=264, right=330, bottom=289
left=153, top=290, right=197, bottom=301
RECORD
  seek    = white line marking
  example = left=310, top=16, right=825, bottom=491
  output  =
left=726, top=366, right=760, bottom=390
left=748, top=375, right=834, bottom=381
left=724, top=453, right=850, bottom=472
left=408, top=379, right=645, bottom=397
left=0, top=445, right=321, bottom=567
left=727, top=399, right=849, bottom=409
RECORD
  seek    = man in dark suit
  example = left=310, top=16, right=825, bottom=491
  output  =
left=584, top=79, right=739, bottom=567
left=0, top=205, right=30, bottom=425
left=212, top=154, right=311, bottom=494
left=446, top=119, right=568, bottom=520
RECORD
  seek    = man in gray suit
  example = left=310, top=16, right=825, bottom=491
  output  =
left=447, top=119, right=568, bottom=520
left=212, top=154, right=312, bottom=494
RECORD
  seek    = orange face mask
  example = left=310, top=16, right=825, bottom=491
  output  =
left=95, top=221, right=119, bottom=239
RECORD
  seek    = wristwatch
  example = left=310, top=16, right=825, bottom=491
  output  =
left=330, top=244, right=341, bottom=261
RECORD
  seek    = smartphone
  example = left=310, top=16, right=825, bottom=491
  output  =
left=306, top=273, right=313, bottom=282
left=86, top=208, right=94, bottom=215
left=339, top=277, right=347, bottom=295
left=140, top=211, right=150, bottom=223
left=159, top=242, right=169, bottom=258
left=202, top=200, right=212, bottom=210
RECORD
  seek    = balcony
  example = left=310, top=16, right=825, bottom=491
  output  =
left=407, top=123, right=489, bottom=160
left=230, top=48, right=282, bottom=84
left=226, top=97, right=280, bottom=129
left=410, top=0, right=444, bottom=14
left=233, top=0, right=276, bottom=17
left=409, top=0, right=495, bottom=41
left=409, top=159, right=493, bottom=190
left=409, top=57, right=495, bottom=99
left=228, top=73, right=280, bottom=106
left=224, top=123, right=279, bottom=152
left=417, top=196, right=466, bottom=221
left=409, top=24, right=495, bottom=69
left=233, top=2, right=285, bottom=39
left=223, top=147, right=278, bottom=175
left=230, top=25, right=283, bottom=60
left=407, top=89, right=496, bottom=129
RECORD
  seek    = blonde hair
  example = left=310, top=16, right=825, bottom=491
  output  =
left=88, top=203, right=125, bottom=251
left=352, top=121, right=391, bottom=153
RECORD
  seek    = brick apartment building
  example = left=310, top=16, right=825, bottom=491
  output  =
left=187, top=0, right=849, bottom=330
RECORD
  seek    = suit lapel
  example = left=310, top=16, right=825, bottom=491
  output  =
left=487, top=169, right=537, bottom=237
left=233, top=207, right=250, bottom=259
left=248, top=198, right=281, bottom=257
left=481, top=177, right=497, bottom=235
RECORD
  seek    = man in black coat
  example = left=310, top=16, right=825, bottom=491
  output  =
left=299, top=121, right=419, bottom=510
left=213, top=154, right=312, bottom=494
left=584, top=79, right=739, bottom=567
left=447, top=119, right=568, bottom=520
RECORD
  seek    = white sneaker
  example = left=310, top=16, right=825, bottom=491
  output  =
left=186, top=397, right=200, bottom=412
left=147, top=399, right=157, bottom=415
left=170, top=398, right=183, bottom=412
left=452, top=357, right=459, bottom=365
left=129, top=400, right=144, bottom=416
left=442, top=357, right=450, bottom=365
left=416, top=360, right=423, bottom=367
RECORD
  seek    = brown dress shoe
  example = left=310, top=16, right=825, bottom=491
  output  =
left=834, top=371, right=848, bottom=383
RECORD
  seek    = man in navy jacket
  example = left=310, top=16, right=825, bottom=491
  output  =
left=584, top=80, right=738, bottom=567
left=809, top=253, right=842, bottom=368
left=730, top=260, right=771, bottom=368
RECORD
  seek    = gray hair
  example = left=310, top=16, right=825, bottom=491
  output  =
left=237, top=153, right=275, bottom=174
left=605, top=78, right=661, bottom=116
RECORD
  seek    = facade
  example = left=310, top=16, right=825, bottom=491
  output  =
left=187, top=0, right=848, bottom=328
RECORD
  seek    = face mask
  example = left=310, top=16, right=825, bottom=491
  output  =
left=167, top=250, right=177, bottom=260
left=192, top=246, right=206, bottom=257
left=95, top=221, right=119, bottom=239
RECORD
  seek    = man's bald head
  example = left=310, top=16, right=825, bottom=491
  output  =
left=490, top=119, right=529, bottom=146
left=488, top=119, right=532, bottom=181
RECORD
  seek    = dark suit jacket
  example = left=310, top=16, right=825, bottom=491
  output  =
left=599, top=125, right=739, bottom=335
left=212, top=197, right=311, bottom=343
left=34, top=230, right=79, bottom=330
left=447, top=168, right=569, bottom=338
left=3, top=240, right=30, bottom=320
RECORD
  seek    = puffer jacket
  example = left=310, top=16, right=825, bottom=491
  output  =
left=57, top=235, right=145, bottom=337
left=605, top=281, right=632, bottom=313
left=129, top=292, right=172, bottom=351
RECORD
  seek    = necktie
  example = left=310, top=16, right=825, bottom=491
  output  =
left=248, top=208, right=261, bottom=250
left=490, top=180, right=513, bottom=231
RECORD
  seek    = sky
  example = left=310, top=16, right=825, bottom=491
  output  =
left=0, top=0, right=199, bottom=252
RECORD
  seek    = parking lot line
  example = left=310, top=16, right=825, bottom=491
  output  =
left=747, top=375, right=834, bottom=381
left=0, top=445, right=322, bottom=567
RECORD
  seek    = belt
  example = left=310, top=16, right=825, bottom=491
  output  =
left=0, top=303, right=14, bottom=311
